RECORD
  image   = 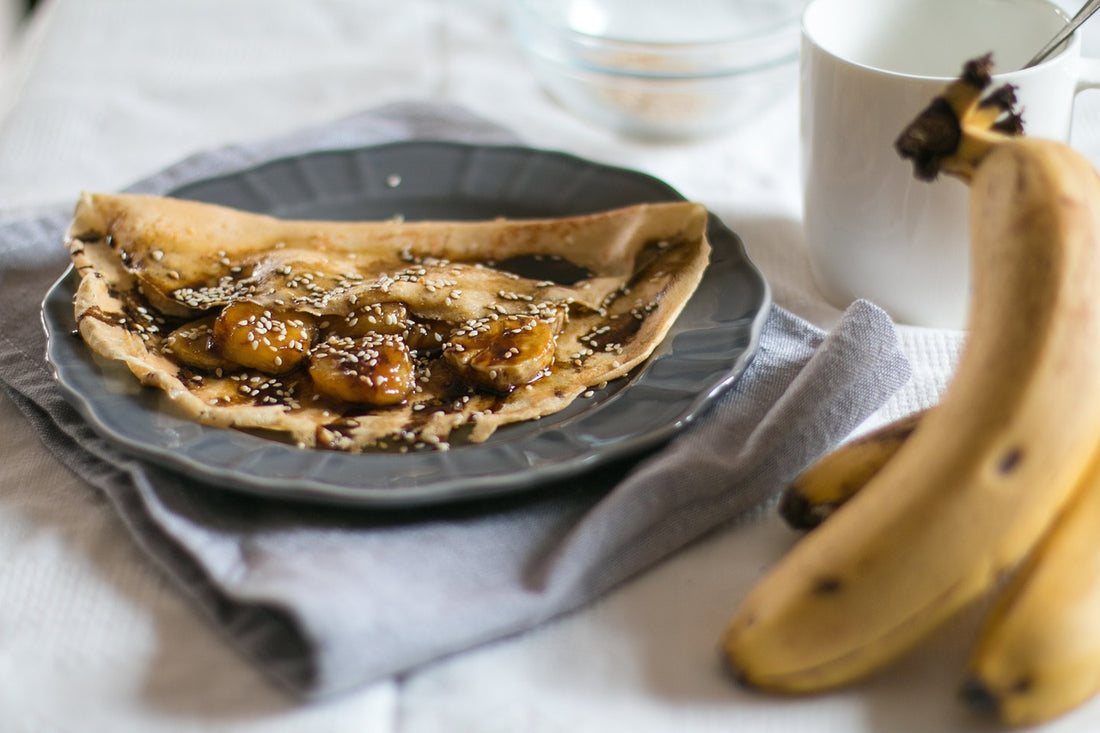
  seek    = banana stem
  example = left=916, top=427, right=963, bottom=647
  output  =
left=895, top=54, right=1024, bottom=182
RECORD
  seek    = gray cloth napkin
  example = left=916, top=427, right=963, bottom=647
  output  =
left=0, top=102, right=911, bottom=698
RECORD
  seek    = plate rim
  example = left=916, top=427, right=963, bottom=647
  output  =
left=42, top=140, right=772, bottom=507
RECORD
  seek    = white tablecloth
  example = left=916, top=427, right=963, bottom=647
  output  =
left=2, top=0, right=1098, bottom=730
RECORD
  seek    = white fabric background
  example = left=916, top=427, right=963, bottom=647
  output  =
left=0, top=0, right=1097, bottom=730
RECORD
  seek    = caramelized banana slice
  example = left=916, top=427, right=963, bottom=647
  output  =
left=308, top=334, right=415, bottom=406
left=213, top=301, right=317, bottom=374
left=323, top=302, right=410, bottom=338
left=444, top=311, right=563, bottom=391
left=406, top=318, right=451, bottom=354
left=164, top=315, right=236, bottom=373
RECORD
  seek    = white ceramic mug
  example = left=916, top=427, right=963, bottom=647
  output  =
left=801, top=0, right=1100, bottom=328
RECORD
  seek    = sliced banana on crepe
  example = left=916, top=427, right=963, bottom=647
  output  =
left=66, top=192, right=710, bottom=451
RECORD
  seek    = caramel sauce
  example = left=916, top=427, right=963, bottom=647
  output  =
left=78, top=305, right=128, bottom=329
left=493, top=254, right=593, bottom=285
left=583, top=312, right=644, bottom=352
left=627, top=237, right=688, bottom=289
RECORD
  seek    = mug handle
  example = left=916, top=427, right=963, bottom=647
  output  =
left=1077, top=56, right=1100, bottom=92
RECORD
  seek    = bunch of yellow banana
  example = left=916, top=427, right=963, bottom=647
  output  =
left=722, top=54, right=1100, bottom=726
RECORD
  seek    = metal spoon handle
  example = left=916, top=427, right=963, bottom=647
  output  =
left=1026, top=0, right=1100, bottom=67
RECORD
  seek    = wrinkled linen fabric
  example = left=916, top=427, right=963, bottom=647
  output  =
left=0, top=102, right=911, bottom=697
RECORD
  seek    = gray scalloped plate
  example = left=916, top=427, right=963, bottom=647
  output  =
left=42, top=141, right=770, bottom=507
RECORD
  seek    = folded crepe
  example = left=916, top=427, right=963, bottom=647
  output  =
left=65, top=193, right=711, bottom=451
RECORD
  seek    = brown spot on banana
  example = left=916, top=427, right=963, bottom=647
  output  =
left=998, top=447, right=1023, bottom=474
left=813, top=577, right=844, bottom=595
left=1011, top=676, right=1034, bottom=694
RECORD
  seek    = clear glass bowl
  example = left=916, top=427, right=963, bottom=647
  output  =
left=512, top=0, right=804, bottom=139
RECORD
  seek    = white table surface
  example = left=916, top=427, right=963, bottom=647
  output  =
left=2, top=1, right=1099, bottom=730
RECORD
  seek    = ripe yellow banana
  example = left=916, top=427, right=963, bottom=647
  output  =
left=779, top=410, right=926, bottom=530
left=723, top=56, right=1100, bottom=692
left=961, top=448, right=1100, bottom=725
